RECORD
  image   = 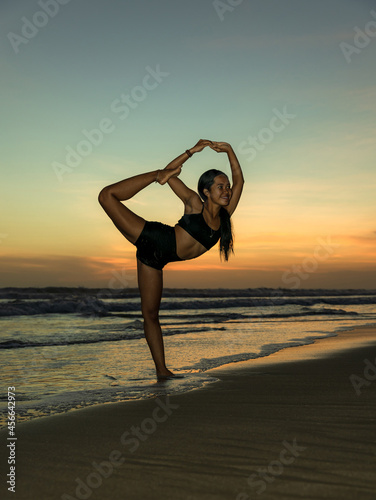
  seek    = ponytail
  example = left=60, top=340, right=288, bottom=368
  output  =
left=219, top=207, right=234, bottom=261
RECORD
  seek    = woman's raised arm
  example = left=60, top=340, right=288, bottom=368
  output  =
left=210, top=141, right=244, bottom=216
left=162, top=139, right=213, bottom=175
left=158, top=139, right=213, bottom=207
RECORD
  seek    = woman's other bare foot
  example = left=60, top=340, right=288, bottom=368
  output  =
left=157, top=165, right=182, bottom=185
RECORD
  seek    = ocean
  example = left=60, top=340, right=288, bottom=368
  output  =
left=1, top=287, right=375, bottom=427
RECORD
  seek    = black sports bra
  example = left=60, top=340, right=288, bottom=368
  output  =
left=177, top=205, right=221, bottom=250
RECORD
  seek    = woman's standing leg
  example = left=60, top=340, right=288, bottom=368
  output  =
left=137, top=259, right=174, bottom=379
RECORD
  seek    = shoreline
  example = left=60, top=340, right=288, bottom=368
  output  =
left=1, top=324, right=376, bottom=499
left=1, top=321, right=374, bottom=428
left=208, top=321, right=376, bottom=374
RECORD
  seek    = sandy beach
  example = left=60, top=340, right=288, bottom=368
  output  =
left=2, top=324, right=376, bottom=500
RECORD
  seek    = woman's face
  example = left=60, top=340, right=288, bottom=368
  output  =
left=206, top=175, right=232, bottom=206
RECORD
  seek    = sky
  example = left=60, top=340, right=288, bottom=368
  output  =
left=1, top=0, right=375, bottom=289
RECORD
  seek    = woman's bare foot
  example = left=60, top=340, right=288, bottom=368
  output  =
left=157, top=368, right=175, bottom=379
left=156, top=368, right=184, bottom=381
left=157, top=165, right=182, bottom=185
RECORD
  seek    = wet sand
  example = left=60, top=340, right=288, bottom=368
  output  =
left=1, top=324, right=376, bottom=500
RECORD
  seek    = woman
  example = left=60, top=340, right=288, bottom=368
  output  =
left=98, top=139, right=244, bottom=380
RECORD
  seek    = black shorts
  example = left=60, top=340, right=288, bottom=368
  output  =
left=135, top=221, right=183, bottom=270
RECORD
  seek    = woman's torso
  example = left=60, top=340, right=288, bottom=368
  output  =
left=174, top=205, right=221, bottom=260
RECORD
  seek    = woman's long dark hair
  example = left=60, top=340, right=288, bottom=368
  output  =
left=198, top=169, right=234, bottom=261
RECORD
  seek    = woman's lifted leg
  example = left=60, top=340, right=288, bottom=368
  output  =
left=98, top=170, right=157, bottom=243
left=98, top=167, right=182, bottom=243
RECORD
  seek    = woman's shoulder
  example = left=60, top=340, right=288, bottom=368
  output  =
left=183, top=194, right=203, bottom=214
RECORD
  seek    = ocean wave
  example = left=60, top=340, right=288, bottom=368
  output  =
left=185, top=336, right=334, bottom=372
left=182, top=342, right=308, bottom=372
left=1, top=286, right=376, bottom=301
left=0, top=293, right=370, bottom=318
left=0, top=325, right=226, bottom=350
left=255, top=307, right=358, bottom=319
left=162, top=308, right=359, bottom=324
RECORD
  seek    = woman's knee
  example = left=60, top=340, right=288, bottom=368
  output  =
left=98, top=186, right=113, bottom=206
left=141, top=308, right=159, bottom=323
